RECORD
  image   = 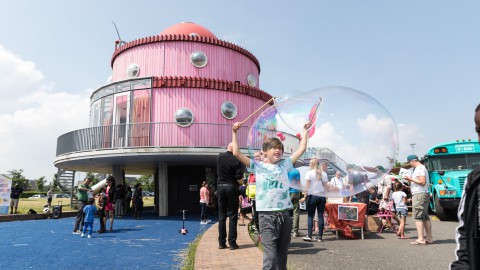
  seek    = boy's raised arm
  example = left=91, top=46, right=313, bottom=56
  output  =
left=232, top=122, right=252, bottom=167
left=290, top=122, right=312, bottom=164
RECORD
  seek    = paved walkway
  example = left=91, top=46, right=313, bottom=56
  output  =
left=195, top=220, right=262, bottom=270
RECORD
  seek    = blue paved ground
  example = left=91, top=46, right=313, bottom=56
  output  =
left=0, top=212, right=215, bottom=269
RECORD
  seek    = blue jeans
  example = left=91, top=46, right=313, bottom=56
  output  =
left=258, top=211, right=292, bottom=270
left=307, top=195, right=326, bottom=238
left=82, top=221, right=93, bottom=236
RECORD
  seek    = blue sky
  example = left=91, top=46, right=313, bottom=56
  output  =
left=1, top=1, right=479, bottom=179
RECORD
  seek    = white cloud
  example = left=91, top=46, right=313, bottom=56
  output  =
left=397, top=123, right=426, bottom=160
left=0, top=45, right=45, bottom=113
left=0, top=45, right=90, bottom=180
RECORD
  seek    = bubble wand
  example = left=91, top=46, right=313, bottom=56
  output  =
left=240, top=97, right=276, bottom=124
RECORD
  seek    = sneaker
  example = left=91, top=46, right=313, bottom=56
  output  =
left=218, top=243, right=228, bottom=249
left=81, top=233, right=85, bottom=238
left=314, top=236, right=323, bottom=242
left=87, top=235, right=91, bottom=239
left=302, top=236, right=313, bottom=242
left=206, top=219, right=212, bottom=224
left=200, top=221, right=206, bottom=225
left=73, top=230, right=82, bottom=235
left=292, top=232, right=302, bottom=237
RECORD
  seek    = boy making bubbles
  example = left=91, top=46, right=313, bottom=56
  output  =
left=232, top=121, right=311, bottom=270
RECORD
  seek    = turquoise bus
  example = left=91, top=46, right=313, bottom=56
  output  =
left=423, top=139, right=480, bottom=220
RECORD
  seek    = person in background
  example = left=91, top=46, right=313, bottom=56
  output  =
left=73, top=177, right=92, bottom=234
left=367, top=186, right=379, bottom=215
left=199, top=181, right=211, bottom=224
left=81, top=198, right=97, bottom=239
left=450, top=103, right=480, bottom=269
left=288, top=168, right=302, bottom=237
left=124, top=186, right=133, bottom=216
left=246, top=151, right=262, bottom=232
left=216, top=143, right=245, bottom=250
left=392, top=181, right=408, bottom=239
left=238, top=179, right=252, bottom=226
left=404, top=154, right=433, bottom=245
left=115, top=184, right=125, bottom=218
left=47, top=188, right=53, bottom=208
left=104, top=176, right=116, bottom=232
left=301, top=159, right=328, bottom=242
left=328, top=171, right=344, bottom=194
left=9, top=183, right=23, bottom=214
left=133, top=183, right=144, bottom=219
left=97, top=188, right=107, bottom=234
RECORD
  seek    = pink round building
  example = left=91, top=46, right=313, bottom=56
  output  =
left=55, top=22, right=272, bottom=215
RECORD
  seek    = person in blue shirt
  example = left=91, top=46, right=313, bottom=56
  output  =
left=288, top=168, right=302, bottom=237
left=81, top=198, right=97, bottom=238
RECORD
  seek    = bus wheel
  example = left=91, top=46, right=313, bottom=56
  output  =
left=434, top=195, right=448, bottom=221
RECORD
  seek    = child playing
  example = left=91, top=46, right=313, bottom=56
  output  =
left=232, top=121, right=311, bottom=270
left=391, top=181, right=408, bottom=239
left=81, top=198, right=97, bottom=238
left=97, top=188, right=107, bottom=233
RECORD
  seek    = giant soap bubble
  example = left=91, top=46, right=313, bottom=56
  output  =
left=247, top=86, right=399, bottom=198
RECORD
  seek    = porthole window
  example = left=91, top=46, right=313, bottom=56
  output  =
left=175, top=108, right=194, bottom=127
left=190, top=51, right=208, bottom=68
left=221, top=101, right=237, bottom=120
left=247, top=74, right=257, bottom=87
left=127, top=63, right=140, bottom=78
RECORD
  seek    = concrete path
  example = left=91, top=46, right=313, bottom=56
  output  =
left=195, top=220, right=262, bottom=270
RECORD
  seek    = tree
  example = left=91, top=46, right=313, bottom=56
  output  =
left=137, top=175, right=153, bottom=192
left=85, top=172, right=100, bottom=186
left=8, top=169, right=28, bottom=189
left=35, top=176, right=46, bottom=192
left=52, top=173, right=60, bottom=192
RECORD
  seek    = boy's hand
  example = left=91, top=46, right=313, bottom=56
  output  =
left=303, top=122, right=312, bottom=130
left=232, top=122, right=242, bottom=132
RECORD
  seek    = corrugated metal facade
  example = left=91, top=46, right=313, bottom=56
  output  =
left=111, top=42, right=259, bottom=87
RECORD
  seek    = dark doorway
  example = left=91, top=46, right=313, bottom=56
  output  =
left=168, top=166, right=206, bottom=214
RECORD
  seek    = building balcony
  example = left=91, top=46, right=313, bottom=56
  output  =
left=54, top=122, right=296, bottom=174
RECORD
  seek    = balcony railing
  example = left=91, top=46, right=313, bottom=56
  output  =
left=56, top=122, right=279, bottom=156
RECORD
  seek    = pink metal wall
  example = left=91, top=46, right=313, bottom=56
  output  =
left=111, top=42, right=259, bottom=87
left=151, top=87, right=266, bottom=146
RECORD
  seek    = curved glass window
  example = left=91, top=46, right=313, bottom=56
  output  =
left=175, top=108, right=194, bottom=127
left=247, top=74, right=257, bottom=87
left=221, top=101, right=237, bottom=119
left=190, top=51, right=208, bottom=68
left=127, top=63, right=140, bottom=78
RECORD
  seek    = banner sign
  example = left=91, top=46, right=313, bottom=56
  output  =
left=0, top=175, right=12, bottom=215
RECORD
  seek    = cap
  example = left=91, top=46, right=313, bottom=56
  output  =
left=407, top=154, right=418, bottom=162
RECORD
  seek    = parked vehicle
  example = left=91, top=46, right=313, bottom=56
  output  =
left=28, top=194, right=47, bottom=199
left=53, top=193, right=71, bottom=198
left=423, top=139, right=480, bottom=220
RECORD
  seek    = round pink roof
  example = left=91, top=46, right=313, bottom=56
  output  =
left=160, top=22, right=217, bottom=39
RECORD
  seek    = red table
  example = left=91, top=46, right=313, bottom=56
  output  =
left=325, top=202, right=367, bottom=239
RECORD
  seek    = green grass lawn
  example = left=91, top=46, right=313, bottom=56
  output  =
left=14, top=197, right=155, bottom=214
